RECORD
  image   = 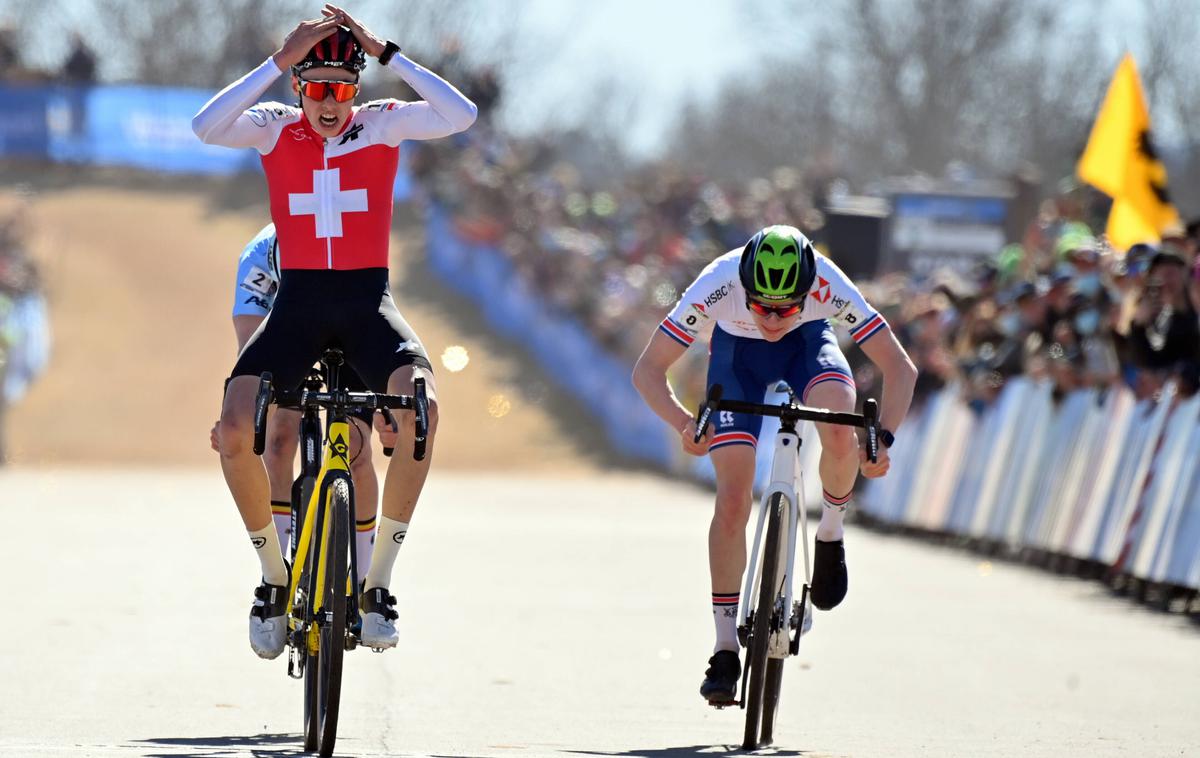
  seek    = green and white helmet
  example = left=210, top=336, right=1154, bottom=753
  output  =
left=738, top=225, right=817, bottom=302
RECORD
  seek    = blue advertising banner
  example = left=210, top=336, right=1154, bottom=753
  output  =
left=0, top=83, right=412, bottom=199
left=0, top=86, right=52, bottom=157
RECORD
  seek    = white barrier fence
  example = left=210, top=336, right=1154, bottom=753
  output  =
left=862, top=381, right=1200, bottom=593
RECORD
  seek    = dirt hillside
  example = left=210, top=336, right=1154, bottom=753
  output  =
left=2, top=174, right=607, bottom=472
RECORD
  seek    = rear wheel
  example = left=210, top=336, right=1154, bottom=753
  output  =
left=317, top=478, right=350, bottom=757
left=743, top=492, right=785, bottom=750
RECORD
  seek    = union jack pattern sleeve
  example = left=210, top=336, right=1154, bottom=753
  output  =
left=848, top=312, right=888, bottom=344
left=658, top=317, right=695, bottom=347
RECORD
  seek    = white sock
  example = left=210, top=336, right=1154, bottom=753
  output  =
left=712, top=592, right=740, bottom=653
left=355, top=514, right=377, bottom=580
left=816, top=488, right=851, bottom=542
left=364, top=517, right=408, bottom=591
left=270, top=501, right=292, bottom=557
left=249, top=523, right=289, bottom=586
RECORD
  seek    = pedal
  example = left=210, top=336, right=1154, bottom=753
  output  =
left=789, top=601, right=813, bottom=633
left=707, top=699, right=741, bottom=710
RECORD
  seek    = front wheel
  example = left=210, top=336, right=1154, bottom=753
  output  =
left=743, top=492, right=786, bottom=750
left=316, top=478, right=350, bottom=757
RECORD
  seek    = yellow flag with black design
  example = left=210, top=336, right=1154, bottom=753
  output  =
left=1076, top=53, right=1179, bottom=252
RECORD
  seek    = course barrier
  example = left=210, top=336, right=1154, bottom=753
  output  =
left=0, top=83, right=412, bottom=199
left=424, top=204, right=831, bottom=499
left=861, top=380, right=1200, bottom=602
left=423, top=204, right=677, bottom=468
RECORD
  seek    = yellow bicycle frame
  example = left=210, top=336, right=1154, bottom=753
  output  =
left=286, top=418, right=353, bottom=654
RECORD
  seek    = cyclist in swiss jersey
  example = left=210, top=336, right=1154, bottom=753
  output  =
left=632, top=225, right=917, bottom=705
left=210, top=224, right=390, bottom=594
left=192, top=6, right=476, bottom=659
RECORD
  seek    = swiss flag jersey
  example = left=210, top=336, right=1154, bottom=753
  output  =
left=261, top=107, right=400, bottom=270
left=192, top=56, right=477, bottom=271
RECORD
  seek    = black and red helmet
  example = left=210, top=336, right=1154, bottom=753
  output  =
left=292, top=26, right=366, bottom=75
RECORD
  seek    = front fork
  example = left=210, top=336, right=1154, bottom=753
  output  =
left=287, top=419, right=358, bottom=677
left=738, top=430, right=813, bottom=660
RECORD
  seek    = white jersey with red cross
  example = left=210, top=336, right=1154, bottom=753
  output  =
left=193, top=55, right=476, bottom=270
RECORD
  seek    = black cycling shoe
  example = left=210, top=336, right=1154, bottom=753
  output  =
left=699, top=650, right=741, bottom=705
left=810, top=538, right=848, bottom=610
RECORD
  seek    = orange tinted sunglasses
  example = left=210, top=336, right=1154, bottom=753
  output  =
left=746, top=298, right=804, bottom=318
left=299, top=79, right=359, bottom=103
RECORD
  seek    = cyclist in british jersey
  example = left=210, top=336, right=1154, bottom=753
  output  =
left=210, top=224, right=392, bottom=590
left=632, top=225, right=917, bottom=704
left=192, top=5, right=476, bottom=658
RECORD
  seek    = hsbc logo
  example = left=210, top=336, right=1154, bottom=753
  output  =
left=705, top=285, right=730, bottom=308
left=810, top=276, right=831, bottom=304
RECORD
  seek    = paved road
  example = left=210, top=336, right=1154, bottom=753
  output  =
left=1, top=469, right=1197, bottom=758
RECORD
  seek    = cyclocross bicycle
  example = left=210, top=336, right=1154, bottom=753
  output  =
left=252, top=349, right=428, bottom=757
left=695, top=383, right=881, bottom=750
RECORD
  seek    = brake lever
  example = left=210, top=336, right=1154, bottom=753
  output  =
left=380, top=406, right=398, bottom=458
left=694, top=384, right=724, bottom=444
left=252, top=372, right=273, bottom=456
left=413, top=377, right=428, bottom=461
left=862, top=398, right=879, bottom=464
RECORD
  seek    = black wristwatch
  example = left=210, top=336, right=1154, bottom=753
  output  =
left=879, top=429, right=895, bottom=449
left=378, top=40, right=401, bottom=66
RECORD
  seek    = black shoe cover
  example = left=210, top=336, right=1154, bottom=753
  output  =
left=699, top=650, right=740, bottom=704
left=810, top=538, right=848, bottom=610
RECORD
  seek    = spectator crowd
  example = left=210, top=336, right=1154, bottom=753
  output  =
left=415, top=106, right=1200, bottom=415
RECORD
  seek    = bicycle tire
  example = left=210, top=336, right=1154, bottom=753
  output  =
left=743, top=492, right=785, bottom=750
left=317, top=478, right=350, bottom=757
left=295, top=475, right=319, bottom=754
left=760, top=658, right=785, bottom=745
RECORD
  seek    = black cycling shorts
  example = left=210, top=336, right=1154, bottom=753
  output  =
left=230, top=268, right=432, bottom=394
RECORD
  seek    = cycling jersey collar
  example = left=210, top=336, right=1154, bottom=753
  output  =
left=299, top=109, right=359, bottom=140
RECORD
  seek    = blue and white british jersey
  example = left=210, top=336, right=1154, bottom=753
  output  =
left=658, top=249, right=888, bottom=348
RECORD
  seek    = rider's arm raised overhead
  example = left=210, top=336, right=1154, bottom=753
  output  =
left=374, top=54, right=478, bottom=145
left=191, top=59, right=290, bottom=152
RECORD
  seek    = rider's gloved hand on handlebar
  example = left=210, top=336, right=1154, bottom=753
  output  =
left=680, top=418, right=714, bottom=456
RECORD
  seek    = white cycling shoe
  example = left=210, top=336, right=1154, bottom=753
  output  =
left=249, top=580, right=289, bottom=659
left=359, top=586, right=399, bottom=649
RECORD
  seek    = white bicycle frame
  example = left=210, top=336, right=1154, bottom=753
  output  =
left=739, top=423, right=814, bottom=659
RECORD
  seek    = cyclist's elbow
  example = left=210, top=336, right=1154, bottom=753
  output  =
left=455, top=99, right=479, bottom=131
left=191, top=114, right=213, bottom=144
left=631, top=357, right=660, bottom=397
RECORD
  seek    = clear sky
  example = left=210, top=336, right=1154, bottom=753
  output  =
left=491, top=0, right=763, bottom=154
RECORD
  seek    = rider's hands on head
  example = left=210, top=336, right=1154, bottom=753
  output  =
left=322, top=4, right=385, bottom=58
left=273, top=16, right=342, bottom=70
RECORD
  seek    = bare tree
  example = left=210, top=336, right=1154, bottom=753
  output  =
left=1140, top=0, right=1200, bottom=216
